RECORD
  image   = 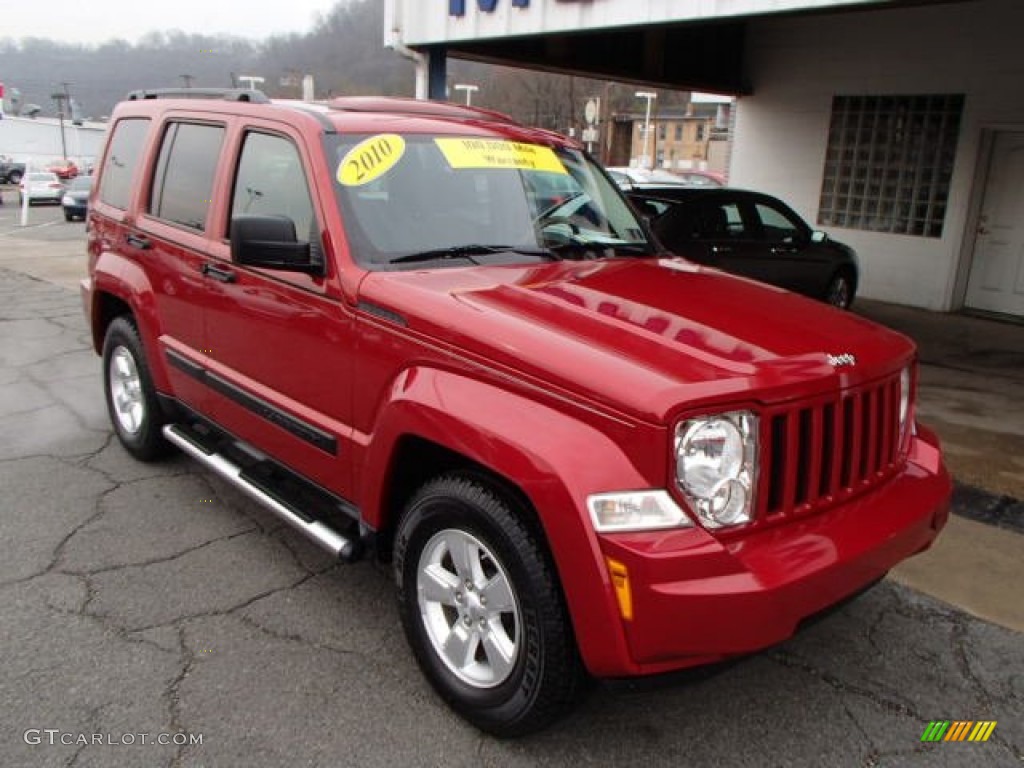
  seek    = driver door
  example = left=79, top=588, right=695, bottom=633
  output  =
left=201, top=126, right=358, bottom=499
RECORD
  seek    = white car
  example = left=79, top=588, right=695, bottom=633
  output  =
left=19, top=172, right=64, bottom=205
left=605, top=166, right=725, bottom=190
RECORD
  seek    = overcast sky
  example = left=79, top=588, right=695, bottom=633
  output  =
left=3, top=0, right=338, bottom=45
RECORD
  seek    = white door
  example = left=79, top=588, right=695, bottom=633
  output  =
left=965, top=132, right=1024, bottom=317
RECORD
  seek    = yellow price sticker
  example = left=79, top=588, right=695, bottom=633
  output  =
left=338, top=134, right=406, bottom=187
left=435, top=138, right=567, bottom=174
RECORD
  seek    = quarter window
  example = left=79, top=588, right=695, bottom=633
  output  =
left=149, top=122, right=224, bottom=231
left=98, top=118, right=150, bottom=210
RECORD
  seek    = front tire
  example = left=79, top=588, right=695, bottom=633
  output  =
left=825, top=271, right=855, bottom=309
left=394, top=475, right=585, bottom=736
left=102, top=316, right=170, bottom=461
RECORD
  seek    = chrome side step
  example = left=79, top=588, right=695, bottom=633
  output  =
left=163, top=424, right=361, bottom=561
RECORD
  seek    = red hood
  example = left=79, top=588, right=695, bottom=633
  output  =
left=358, top=258, right=915, bottom=423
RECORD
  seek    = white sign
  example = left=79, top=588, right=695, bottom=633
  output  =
left=386, top=0, right=905, bottom=47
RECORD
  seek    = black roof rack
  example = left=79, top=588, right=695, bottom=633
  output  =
left=126, top=88, right=270, bottom=103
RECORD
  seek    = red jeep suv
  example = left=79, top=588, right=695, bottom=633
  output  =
left=82, top=88, right=951, bottom=736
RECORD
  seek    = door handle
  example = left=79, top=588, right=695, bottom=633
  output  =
left=200, top=262, right=237, bottom=283
left=125, top=233, right=151, bottom=250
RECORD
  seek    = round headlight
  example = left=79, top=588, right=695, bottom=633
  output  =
left=676, top=417, right=744, bottom=497
left=675, top=411, right=758, bottom=529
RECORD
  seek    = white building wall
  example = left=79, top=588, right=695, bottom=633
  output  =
left=0, top=116, right=107, bottom=169
left=730, top=0, right=1024, bottom=311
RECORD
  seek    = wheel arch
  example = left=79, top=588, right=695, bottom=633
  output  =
left=87, top=254, right=170, bottom=391
left=361, top=366, right=656, bottom=676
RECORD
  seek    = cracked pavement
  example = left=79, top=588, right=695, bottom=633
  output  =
left=0, top=265, right=1021, bottom=767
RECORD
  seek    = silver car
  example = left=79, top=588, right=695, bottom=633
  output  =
left=19, top=172, right=64, bottom=205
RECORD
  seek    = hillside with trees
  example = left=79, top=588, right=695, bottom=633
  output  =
left=0, top=0, right=687, bottom=133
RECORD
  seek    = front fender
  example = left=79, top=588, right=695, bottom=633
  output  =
left=360, top=366, right=666, bottom=676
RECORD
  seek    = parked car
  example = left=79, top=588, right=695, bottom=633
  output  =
left=46, top=159, right=79, bottom=180
left=82, top=88, right=949, bottom=736
left=672, top=169, right=726, bottom=187
left=18, top=172, right=64, bottom=205
left=628, top=186, right=859, bottom=308
left=61, top=175, right=93, bottom=221
left=0, top=158, right=26, bottom=185
left=606, top=166, right=725, bottom=190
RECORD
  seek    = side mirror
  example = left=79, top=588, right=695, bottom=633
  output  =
left=811, top=230, right=829, bottom=244
left=231, top=214, right=321, bottom=275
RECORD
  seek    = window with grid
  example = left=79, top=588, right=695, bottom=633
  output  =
left=818, top=94, right=963, bottom=238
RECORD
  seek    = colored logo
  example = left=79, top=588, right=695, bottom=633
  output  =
left=450, top=0, right=529, bottom=17
left=921, top=721, right=997, bottom=742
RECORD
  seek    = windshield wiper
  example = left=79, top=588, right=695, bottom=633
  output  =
left=390, top=244, right=558, bottom=265
left=544, top=240, right=654, bottom=260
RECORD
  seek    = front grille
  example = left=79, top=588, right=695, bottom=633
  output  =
left=760, top=373, right=904, bottom=519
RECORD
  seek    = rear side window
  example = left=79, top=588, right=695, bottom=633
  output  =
left=699, top=201, right=748, bottom=238
left=98, top=118, right=150, bottom=210
left=150, top=122, right=225, bottom=231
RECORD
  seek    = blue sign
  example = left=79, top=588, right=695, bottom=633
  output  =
left=449, top=0, right=530, bottom=17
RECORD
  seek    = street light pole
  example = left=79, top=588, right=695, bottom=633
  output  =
left=453, top=83, right=479, bottom=106
left=635, top=91, right=657, bottom=169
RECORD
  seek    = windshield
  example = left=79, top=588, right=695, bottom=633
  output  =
left=326, top=134, right=652, bottom=269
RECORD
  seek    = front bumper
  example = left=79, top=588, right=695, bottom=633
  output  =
left=596, top=427, right=950, bottom=675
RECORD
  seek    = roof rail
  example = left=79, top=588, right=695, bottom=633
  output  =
left=126, top=88, right=270, bottom=103
left=327, top=96, right=519, bottom=125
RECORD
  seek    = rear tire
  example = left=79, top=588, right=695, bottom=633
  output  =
left=101, top=316, right=171, bottom=461
left=8, top=170, right=22, bottom=185
left=394, top=474, right=585, bottom=736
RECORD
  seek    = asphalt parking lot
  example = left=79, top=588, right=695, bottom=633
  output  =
left=1, top=203, right=1022, bottom=767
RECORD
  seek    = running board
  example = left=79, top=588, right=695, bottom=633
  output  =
left=162, top=424, right=362, bottom=561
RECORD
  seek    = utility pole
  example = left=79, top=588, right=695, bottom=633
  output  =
left=50, top=88, right=69, bottom=161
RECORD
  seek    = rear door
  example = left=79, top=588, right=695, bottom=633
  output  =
left=689, top=195, right=764, bottom=276
left=134, top=118, right=228, bottom=412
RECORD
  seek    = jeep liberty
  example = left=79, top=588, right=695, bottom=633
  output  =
left=82, top=89, right=951, bottom=736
